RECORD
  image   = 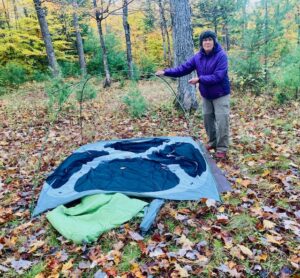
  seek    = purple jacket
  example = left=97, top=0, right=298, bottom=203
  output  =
left=164, top=43, right=230, bottom=100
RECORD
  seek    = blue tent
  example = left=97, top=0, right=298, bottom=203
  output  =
left=33, top=136, right=229, bottom=216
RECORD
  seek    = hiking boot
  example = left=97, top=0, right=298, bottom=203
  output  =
left=205, top=145, right=215, bottom=152
left=215, top=151, right=227, bottom=160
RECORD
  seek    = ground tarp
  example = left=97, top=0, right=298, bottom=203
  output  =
left=33, top=136, right=225, bottom=216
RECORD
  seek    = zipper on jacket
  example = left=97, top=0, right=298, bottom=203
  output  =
left=204, top=56, right=208, bottom=74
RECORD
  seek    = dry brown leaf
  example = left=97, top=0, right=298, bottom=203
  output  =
left=263, top=220, right=276, bottom=230
left=34, top=273, right=45, bottom=278
left=29, top=240, right=45, bottom=253
left=241, top=179, right=251, bottom=187
left=174, top=226, right=183, bottom=236
left=173, top=262, right=189, bottom=277
left=255, top=253, right=268, bottom=262
left=261, top=169, right=270, bottom=177
left=238, top=245, right=253, bottom=258
left=113, top=241, right=124, bottom=251
left=266, top=234, right=284, bottom=245
left=230, top=246, right=245, bottom=260
left=61, top=259, right=74, bottom=272
left=178, top=234, right=193, bottom=249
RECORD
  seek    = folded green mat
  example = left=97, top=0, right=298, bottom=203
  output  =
left=46, top=193, right=147, bottom=244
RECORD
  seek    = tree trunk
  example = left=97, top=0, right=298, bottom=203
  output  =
left=122, top=0, right=134, bottom=79
left=158, top=0, right=172, bottom=66
left=263, top=0, right=269, bottom=84
left=93, top=0, right=111, bottom=87
left=242, top=0, right=247, bottom=48
left=23, top=7, right=28, bottom=17
left=33, top=0, right=59, bottom=76
left=170, top=0, right=198, bottom=111
left=297, top=3, right=300, bottom=46
left=12, top=0, right=19, bottom=28
left=1, top=0, right=10, bottom=29
left=72, top=0, right=86, bottom=76
left=214, top=19, right=217, bottom=35
left=222, top=22, right=230, bottom=51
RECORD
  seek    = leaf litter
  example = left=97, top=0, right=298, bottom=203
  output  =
left=0, top=82, right=299, bottom=277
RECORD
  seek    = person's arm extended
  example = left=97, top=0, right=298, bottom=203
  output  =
left=199, top=54, right=228, bottom=84
left=162, top=56, right=196, bottom=78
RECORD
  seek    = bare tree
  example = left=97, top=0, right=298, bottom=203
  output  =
left=33, top=0, right=59, bottom=76
left=157, top=0, right=172, bottom=66
left=1, top=0, right=10, bottom=29
left=12, top=0, right=19, bottom=28
left=92, top=0, right=113, bottom=87
left=263, top=0, right=269, bottom=83
left=169, top=0, right=197, bottom=110
left=122, top=0, right=134, bottom=79
left=91, top=0, right=135, bottom=87
left=72, top=0, right=87, bottom=75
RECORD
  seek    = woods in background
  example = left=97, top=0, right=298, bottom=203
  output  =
left=0, top=0, right=299, bottom=102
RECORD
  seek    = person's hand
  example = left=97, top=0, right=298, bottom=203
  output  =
left=188, top=77, right=199, bottom=85
left=155, top=70, right=165, bottom=76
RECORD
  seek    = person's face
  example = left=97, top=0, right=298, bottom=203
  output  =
left=202, top=37, right=214, bottom=53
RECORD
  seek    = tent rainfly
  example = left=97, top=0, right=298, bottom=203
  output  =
left=33, top=136, right=230, bottom=216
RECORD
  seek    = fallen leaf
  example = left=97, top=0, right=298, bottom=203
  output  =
left=238, top=245, right=253, bottom=258
left=241, top=179, right=251, bottom=187
left=217, top=263, right=242, bottom=278
left=217, top=214, right=229, bottom=224
left=113, top=241, right=124, bottom=251
left=173, top=262, right=189, bottom=277
left=206, top=199, right=216, bottom=208
left=230, top=246, right=244, bottom=260
left=255, top=253, right=268, bottom=262
left=29, top=240, right=45, bottom=253
left=128, top=231, right=144, bottom=241
left=178, top=234, right=193, bottom=249
left=261, top=169, right=270, bottom=177
left=78, top=261, right=91, bottom=269
left=0, top=264, right=9, bottom=272
left=11, top=259, right=32, bottom=274
left=263, top=220, right=276, bottom=230
left=61, top=259, right=73, bottom=272
left=266, top=234, right=284, bottom=245
left=149, top=247, right=164, bottom=258
left=94, top=269, right=108, bottom=278
left=174, top=225, right=183, bottom=236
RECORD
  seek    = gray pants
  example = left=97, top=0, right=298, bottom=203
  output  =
left=202, top=94, right=230, bottom=152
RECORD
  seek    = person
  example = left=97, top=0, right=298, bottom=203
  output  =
left=156, top=30, right=230, bottom=159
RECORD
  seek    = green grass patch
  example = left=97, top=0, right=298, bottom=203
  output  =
left=263, top=128, right=272, bottom=136
left=165, top=219, right=178, bottom=233
left=227, top=213, right=258, bottom=243
left=227, top=197, right=242, bottom=206
left=210, top=239, right=226, bottom=266
left=46, top=226, right=60, bottom=247
left=276, top=199, right=290, bottom=209
left=118, top=242, right=141, bottom=273
left=189, top=228, right=209, bottom=243
left=239, top=135, right=255, bottom=145
left=261, top=252, right=288, bottom=274
left=264, top=155, right=290, bottom=170
left=98, top=235, right=118, bottom=253
left=23, top=262, right=46, bottom=278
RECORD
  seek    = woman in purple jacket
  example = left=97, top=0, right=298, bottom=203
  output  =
left=156, top=30, right=230, bottom=159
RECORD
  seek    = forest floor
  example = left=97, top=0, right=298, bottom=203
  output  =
left=0, top=79, right=299, bottom=277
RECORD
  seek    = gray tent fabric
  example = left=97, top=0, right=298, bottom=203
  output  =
left=140, top=199, right=165, bottom=235
left=33, top=137, right=226, bottom=216
left=197, top=142, right=231, bottom=193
